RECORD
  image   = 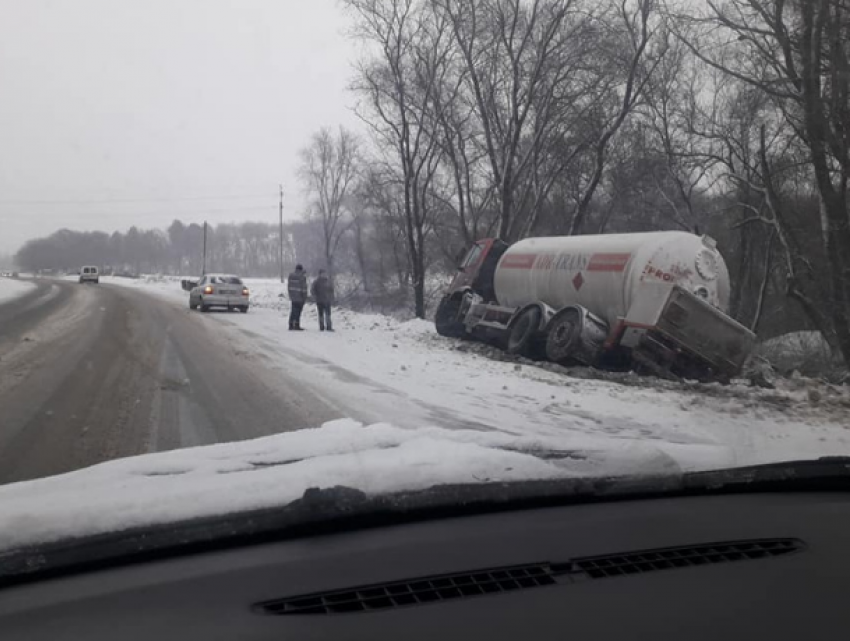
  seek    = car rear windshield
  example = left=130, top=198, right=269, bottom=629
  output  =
left=211, top=276, right=242, bottom=285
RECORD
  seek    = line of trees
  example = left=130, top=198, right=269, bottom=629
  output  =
left=14, top=221, right=296, bottom=279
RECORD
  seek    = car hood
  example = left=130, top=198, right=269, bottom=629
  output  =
left=3, top=419, right=850, bottom=587
left=0, top=418, right=728, bottom=556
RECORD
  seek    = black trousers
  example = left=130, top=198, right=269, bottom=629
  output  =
left=289, top=301, right=304, bottom=328
left=317, top=303, right=332, bottom=330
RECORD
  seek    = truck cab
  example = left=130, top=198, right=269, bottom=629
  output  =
left=448, top=239, right=509, bottom=302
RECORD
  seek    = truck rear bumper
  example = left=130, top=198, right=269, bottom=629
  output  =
left=620, top=286, right=756, bottom=380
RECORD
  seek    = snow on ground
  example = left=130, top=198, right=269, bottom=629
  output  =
left=101, top=275, right=850, bottom=475
left=0, top=418, right=681, bottom=552
left=0, top=277, right=35, bottom=304
left=2, top=274, right=849, bottom=551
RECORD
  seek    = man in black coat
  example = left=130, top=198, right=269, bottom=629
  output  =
left=310, top=269, right=334, bottom=331
left=287, top=264, right=308, bottom=330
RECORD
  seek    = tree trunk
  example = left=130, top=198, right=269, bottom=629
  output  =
left=498, top=175, right=513, bottom=241
left=823, top=197, right=850, bottom=364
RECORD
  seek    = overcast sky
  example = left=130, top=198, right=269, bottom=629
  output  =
left=0, top=0, right=362, bottom=255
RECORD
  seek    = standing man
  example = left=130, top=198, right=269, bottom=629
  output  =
left=287, top=264, right=308, bottom=331
left=311, top=269, right=334, bottom=332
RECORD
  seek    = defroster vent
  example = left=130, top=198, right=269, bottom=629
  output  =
left=572, top=538, right=802, bottom=579
left=255, top=538, right=803, bottom=615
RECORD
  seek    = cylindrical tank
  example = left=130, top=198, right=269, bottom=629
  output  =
left=493, top=232, right=731, bottom=328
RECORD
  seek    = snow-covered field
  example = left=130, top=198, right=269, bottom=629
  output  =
left=3, top=273, right=849, bottom=551
left=100, top=275, right=850, bottom=472
left=0, top=276, right=34, bottom=304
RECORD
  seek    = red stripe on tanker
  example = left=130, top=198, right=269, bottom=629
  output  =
left=500, top=252, right=631, bottom=272
left=499, top=253, right=537, bottom=269
left=587, top=253, right=631, bottom=272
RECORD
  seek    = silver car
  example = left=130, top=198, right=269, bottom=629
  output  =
left=188, top=274, right=250, bottom=313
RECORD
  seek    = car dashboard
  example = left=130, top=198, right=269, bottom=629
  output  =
left=1, top=490, right=848, bottom=640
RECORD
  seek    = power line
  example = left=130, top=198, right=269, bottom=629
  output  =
left=0, top=193, right=278, bottom=205
left=0, top=205, right=280, bottom=221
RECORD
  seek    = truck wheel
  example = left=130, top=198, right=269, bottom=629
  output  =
left=545, top=307, right=582, bottom=365
left=506, top=306, right=541, bottom=356
left=435, top=295, right=466, bottom=338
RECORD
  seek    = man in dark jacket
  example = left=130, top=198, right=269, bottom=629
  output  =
left=287, top=264, right=308, bottom=330
left=310, top=269, right=334, bottom=331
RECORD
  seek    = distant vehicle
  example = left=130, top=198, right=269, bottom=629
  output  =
left=79, top=266, right=100, bottom=284
left=435, top=231, right=756, bottom=382
left=11, top=272, right=19, bottom=278
left=187, top=273, right=250, bottom=313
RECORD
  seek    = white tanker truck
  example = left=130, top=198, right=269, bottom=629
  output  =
left=435, top=231, right=756, bottom=381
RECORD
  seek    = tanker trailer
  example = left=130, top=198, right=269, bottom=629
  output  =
left=434, top=231, right=756, bottom=381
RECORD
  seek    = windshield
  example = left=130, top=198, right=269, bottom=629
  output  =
left=0, top=0, right=848, bottom=557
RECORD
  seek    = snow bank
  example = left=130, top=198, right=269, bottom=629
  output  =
left=0, top=419, right=682, bottom=553
left=755, top=331, right=844, bottom=377
left=0, top=277, right=35, bottom=304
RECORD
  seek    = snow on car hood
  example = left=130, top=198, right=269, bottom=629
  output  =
left=0, top=419, right=722, bottom=553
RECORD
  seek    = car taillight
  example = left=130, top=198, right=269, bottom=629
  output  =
left=242, top=287, right=250, bottom=296
left=204, top=286, right=214, bottom=294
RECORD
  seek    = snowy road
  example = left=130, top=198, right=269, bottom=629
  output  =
left=0, top=280, right=345, bottom=484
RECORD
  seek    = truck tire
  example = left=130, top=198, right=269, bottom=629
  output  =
left=547, top=306, right=609, bottom=366
left=506, top=306, right=541, bottom=356
left=435, top=295, right=465, bottom=338
left=545, top=307, right=583, bottom=365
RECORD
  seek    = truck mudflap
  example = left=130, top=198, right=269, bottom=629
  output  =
left=435, top=293, right=467, bottom=338
left=647, top=286, right=756, bottom=379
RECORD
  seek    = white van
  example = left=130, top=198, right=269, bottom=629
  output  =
left=79, top=266, right=99, bottom=284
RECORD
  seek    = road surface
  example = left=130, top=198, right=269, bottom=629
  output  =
left=0, top=279, right=342, bottom=485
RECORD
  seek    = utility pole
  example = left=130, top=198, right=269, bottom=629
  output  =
left=202, top=221, right=208, bottom=275
left=279, top=184, right=285, bottom=283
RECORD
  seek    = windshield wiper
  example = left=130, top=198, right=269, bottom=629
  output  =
left=683, top=456, right=850, bottom=493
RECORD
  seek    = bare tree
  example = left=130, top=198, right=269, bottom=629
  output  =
left=433, top=0, right=665, bottom=239
left=671, top=0, right=850, bottom=362
left=346, top=0, right=453, bottom=318
left=298, top=126, right=361, bottom=284
left=434, top=0, right=591, bottom=240
left=565, top=0, right=669, bottom=235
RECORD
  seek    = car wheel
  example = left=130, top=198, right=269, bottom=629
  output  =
left=189, top=300, right=197, bottom=310
left=240, top=306, right=249, bottom=313
left=200, top=300, right=210, bottom=313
